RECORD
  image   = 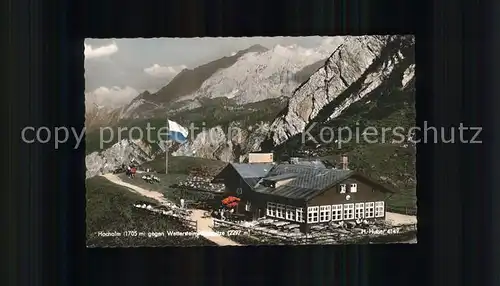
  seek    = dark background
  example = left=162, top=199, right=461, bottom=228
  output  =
left=5, top=0, right=496, bottom=284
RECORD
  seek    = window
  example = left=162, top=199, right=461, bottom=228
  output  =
left=350, top=183, right=358, bottom=193
left=339, top=184, right=347, bottom=193
left=285, top=206, right=296, bottom=221
left=343, top=203, right=354, bottom=220
left=276, top=204, right=285, bottom=219
left=296, top=208, right=304, bottom=222
left=245, top=201, right=251, bottom=211
left=374, top=201, right=385, bottom=217
left=332, top=204, right=343, bottom=221
left=365, top=202, right=375, bottom=218
left=319, top=205, right=331, bottom=222
left=355, top=203, right=365, bottom=219
left=266, top=202, right=276, bottom=217
left=307, top=206, right=319, bottom=223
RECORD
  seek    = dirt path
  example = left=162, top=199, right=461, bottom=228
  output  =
left=102, top=173, right=170, bottom=205
left=101, top=173, right=241, bottom=246
left=189, top=209, right=241, bottom=246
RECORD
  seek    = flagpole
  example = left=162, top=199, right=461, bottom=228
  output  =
left=165, top=118, right=169, bottom=175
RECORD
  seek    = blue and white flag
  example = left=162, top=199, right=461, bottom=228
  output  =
left=167, top=119, right=189, bottom=143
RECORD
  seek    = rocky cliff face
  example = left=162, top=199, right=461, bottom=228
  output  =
left=269, top=35, right=414, bottom=146
left=85, top=121, right=271, bottom=178
left=85, top=35, right=416, bottom=179
left=85, top=139, right=159, bottom=178
left=172, top=122, right=271, bottom=162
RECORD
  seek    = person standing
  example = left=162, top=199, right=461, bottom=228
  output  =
left=130, top=167, right=137, bottom=178
left=126, top=165, right=131, bottom=178
left=180, top=198, right=185, bottom=209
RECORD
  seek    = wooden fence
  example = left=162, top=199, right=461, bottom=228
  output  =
left=132, top=204, right=198, bottom=231
left=213, top=219, right=302, bottom=242
left=184, top=218, right=198, bottom=231
left=213, top=219, right=350, bottom=243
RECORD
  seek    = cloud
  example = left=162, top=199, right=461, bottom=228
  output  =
left=143, top=64, right=187, bottom=77
left=84, top=42, right=118, bottom=59
left=85, top=86, right=139, bottom=108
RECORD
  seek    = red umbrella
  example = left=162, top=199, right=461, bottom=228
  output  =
left=222, top=196, right=240, bottom=205
left=226, top=201, right=239, bottom=208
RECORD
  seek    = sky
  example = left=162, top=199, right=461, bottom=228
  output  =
left=84, top=37, right=332, bottom=107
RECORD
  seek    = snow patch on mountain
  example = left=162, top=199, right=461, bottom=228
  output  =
left=402, top=64, right=415, bottom=87
left=121, top=99, right=147, bottom=118
left=180, top=37, right=346, bottom=105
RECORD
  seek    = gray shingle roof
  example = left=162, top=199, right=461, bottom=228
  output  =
left=243, top=177, right=262, bottom=188
left=254, top=164, right=353, bottom=200
left=264, top=173, right=298, bottom=182
left=289, top=158, right=329, bottom=168
left=230, top=163, right=274, bottom=178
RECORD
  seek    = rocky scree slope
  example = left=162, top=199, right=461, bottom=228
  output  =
left=85, top=139, right=158, bottom=178
left=267, top=35, right=414, bottom=146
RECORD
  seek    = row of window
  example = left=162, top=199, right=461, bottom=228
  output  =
left=340, top=183, right=357, bottom=193
left=266, top=202, right=385, bottom=224
left=266, top=203, right=305, bottom=222
left=306, top=202, right=385, bottom=223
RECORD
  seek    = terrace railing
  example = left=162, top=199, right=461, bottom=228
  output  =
left=386, top=206, right=417, bottom=216
left=213, top=219, right=417, bottom=244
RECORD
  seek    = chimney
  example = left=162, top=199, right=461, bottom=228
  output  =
left=248, top=152, right=274, bottom=163
left=341, top=155, right=349, bottom=170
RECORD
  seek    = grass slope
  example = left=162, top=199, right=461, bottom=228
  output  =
left=140, top=155, right=227, bottom=175
left=320, top=78, right=416, bottom=210
left=86, top=176, right=217, bottom=247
